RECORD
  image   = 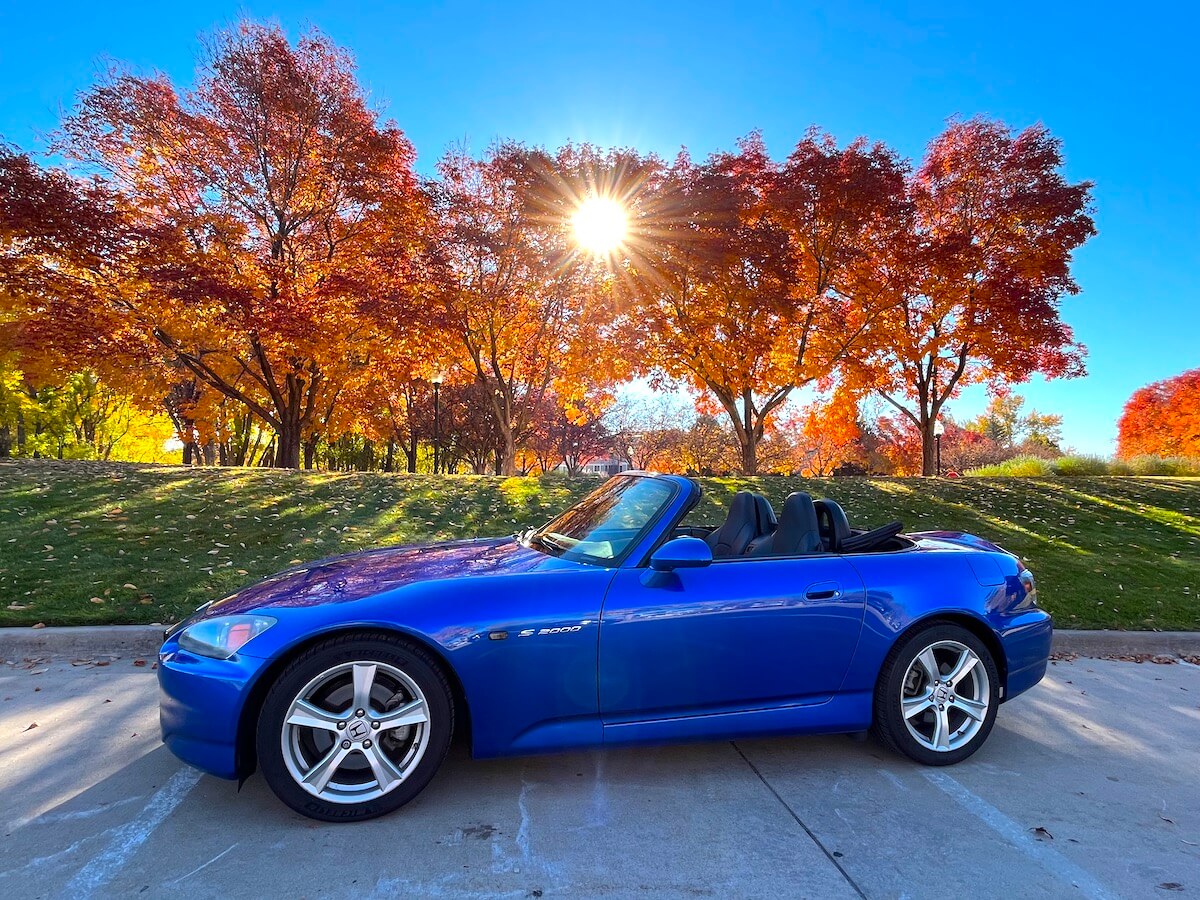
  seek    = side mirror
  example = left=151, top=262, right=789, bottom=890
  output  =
left=649, top=537, right=713, bottom=572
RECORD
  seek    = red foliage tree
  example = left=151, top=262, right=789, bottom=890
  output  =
left=2, top=24, right=435, bottom=468
left=849, top=118, right=1096, bottom=474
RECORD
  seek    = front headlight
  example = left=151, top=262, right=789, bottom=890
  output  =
left=177, top=615, right=276, bottom=659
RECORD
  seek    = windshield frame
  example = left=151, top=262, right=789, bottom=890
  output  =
left=524, top=473, right=684, bottom=568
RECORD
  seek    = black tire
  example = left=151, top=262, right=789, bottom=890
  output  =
left=872, top=623, right=1000, bottom=766
left=256, top=633, right=454, bottom=822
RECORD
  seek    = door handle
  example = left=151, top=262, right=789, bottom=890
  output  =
left=805, top=582, right=842, bottom=601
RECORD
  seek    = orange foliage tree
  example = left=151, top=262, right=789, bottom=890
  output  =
left=621, top=133, right=907, bottom=474
left=1117, top=368, right=1200, bottom=458
left=787, top=389, right=863, bottom=475
left=3, top=24, right=435, bottom=468
left=848, top=118, right=1096, bottom=475
left=430, top=143, right=640, bottom=475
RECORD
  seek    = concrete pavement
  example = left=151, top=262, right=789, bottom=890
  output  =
left=0, top=656, right=1198, bottom=898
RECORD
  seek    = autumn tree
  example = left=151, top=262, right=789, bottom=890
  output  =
left=622, top=133, right=907, bottom=474
left=850, top=118, right=1095, bottom=475
left=1117, top=367, right=1200, bottom=459
left=966, top=394, right=1062, bottom=455
left=430, top=143, right=638, bottom=475
left=787, top=389, right=863, bottom=475
left=3, top=24, right=434, bottom=468
left=603, top=391, right=694, bottom=470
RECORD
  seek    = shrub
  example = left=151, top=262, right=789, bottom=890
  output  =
left=967, top=453, right=1200, bottom=477
left=1108, top=459, right=1134, bottom=476
left=1051, top=455, right=1111, bottom=476
left=1124, top=455, right=1200, bottom=476
left=966, top=456, right=1054, bottom=477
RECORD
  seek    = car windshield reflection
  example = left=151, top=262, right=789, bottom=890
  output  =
left=525, top=475, right=675, bottom=566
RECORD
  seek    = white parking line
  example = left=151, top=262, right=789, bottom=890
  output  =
left=63, top=767, right=202, bottom=898
left=922, top=770, right=1117, bottom=900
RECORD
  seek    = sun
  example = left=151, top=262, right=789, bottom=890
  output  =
left=571, top=196, right=628, bottom=255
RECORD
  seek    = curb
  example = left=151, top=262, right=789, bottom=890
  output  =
left=0, top=625, right=164, bottom=660
left=1051, top=629, right=1200, bottom=658
left=1, top=625, right=1199, bottom=661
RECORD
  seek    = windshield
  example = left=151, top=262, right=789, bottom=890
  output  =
left=525, top=475, right=676, bottom=566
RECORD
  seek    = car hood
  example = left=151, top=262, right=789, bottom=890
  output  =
left=195, top=537, right=550, bottom=618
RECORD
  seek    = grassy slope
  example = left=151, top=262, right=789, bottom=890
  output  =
left=1, top=460, right=1197, bottom=630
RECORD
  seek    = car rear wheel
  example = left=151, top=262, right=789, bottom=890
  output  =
left=256, top=633, right=454, bottom=821
left=873, top=623, right=999, bottom=766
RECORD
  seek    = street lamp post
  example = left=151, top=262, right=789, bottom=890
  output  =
left=933, top=418, right=945, bottom=476
left=431, top=374, right=442, bottom=475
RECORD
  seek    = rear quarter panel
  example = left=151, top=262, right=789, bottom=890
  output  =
left=839, top=546, right=1051, bottom=701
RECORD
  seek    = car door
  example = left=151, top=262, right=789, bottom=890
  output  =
left=598, top=555, right=866, bottom=723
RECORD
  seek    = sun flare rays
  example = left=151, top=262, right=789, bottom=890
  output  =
left=572, top=196, right=628, bottom=256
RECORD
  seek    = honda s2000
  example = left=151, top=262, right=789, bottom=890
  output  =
left=158, top=473, right=1052, bottom=821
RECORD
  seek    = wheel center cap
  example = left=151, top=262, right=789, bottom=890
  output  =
left=933, top=683, right=951, bottom=703
left=347, top=719, right=370, bottom=740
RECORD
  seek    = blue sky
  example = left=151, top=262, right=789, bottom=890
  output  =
left=1, top=1, right=1196, bottom=454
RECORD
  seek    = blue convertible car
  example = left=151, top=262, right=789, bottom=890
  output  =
left=159, top=472, right=1052, bottom=821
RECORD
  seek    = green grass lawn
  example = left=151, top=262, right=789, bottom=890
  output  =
left=1, top=460, right=1197, bottom=630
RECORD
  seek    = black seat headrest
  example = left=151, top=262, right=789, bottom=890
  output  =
left=753, top=494, right=777, bottom=533
left=705, top=491, right=761, bottom=558
left=814, top=498, right=851, bottom=552
left=770, top=492, right=823, bottom=556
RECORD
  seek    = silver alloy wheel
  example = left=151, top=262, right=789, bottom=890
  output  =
left=900, top=639, right=990, bottom=753
left=281, top=661, right=431, bottom=803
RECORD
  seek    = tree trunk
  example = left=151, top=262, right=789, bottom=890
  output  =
left=405, top=433, right=417, bottom=473
left=0, top=425, right=10, bottom=458
left=499, top=428, right=518, bottom=476
left=275, top=420, right=302, bottom=469
left=921, top=420, right=937, bottom=476
left=303, top=436, right=319, bottom=470
left=384, top=437, right=395, bottom=473
left=739, top=438, right=758, bottom=477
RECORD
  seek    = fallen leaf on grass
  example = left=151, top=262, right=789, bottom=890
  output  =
left=22, top=722, right=37, bottom=732
left=31, top=623, right=45, bottom=629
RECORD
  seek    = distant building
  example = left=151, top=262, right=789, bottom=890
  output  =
left=556, top=457, right=631, bottom=476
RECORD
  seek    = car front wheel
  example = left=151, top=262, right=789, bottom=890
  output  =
left=256, top=633, right=454, bottom=821
left=873, top=623, right=1000, bottom=766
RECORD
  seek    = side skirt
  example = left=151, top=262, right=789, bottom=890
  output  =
left=601, top=692, right=874, bottom=748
